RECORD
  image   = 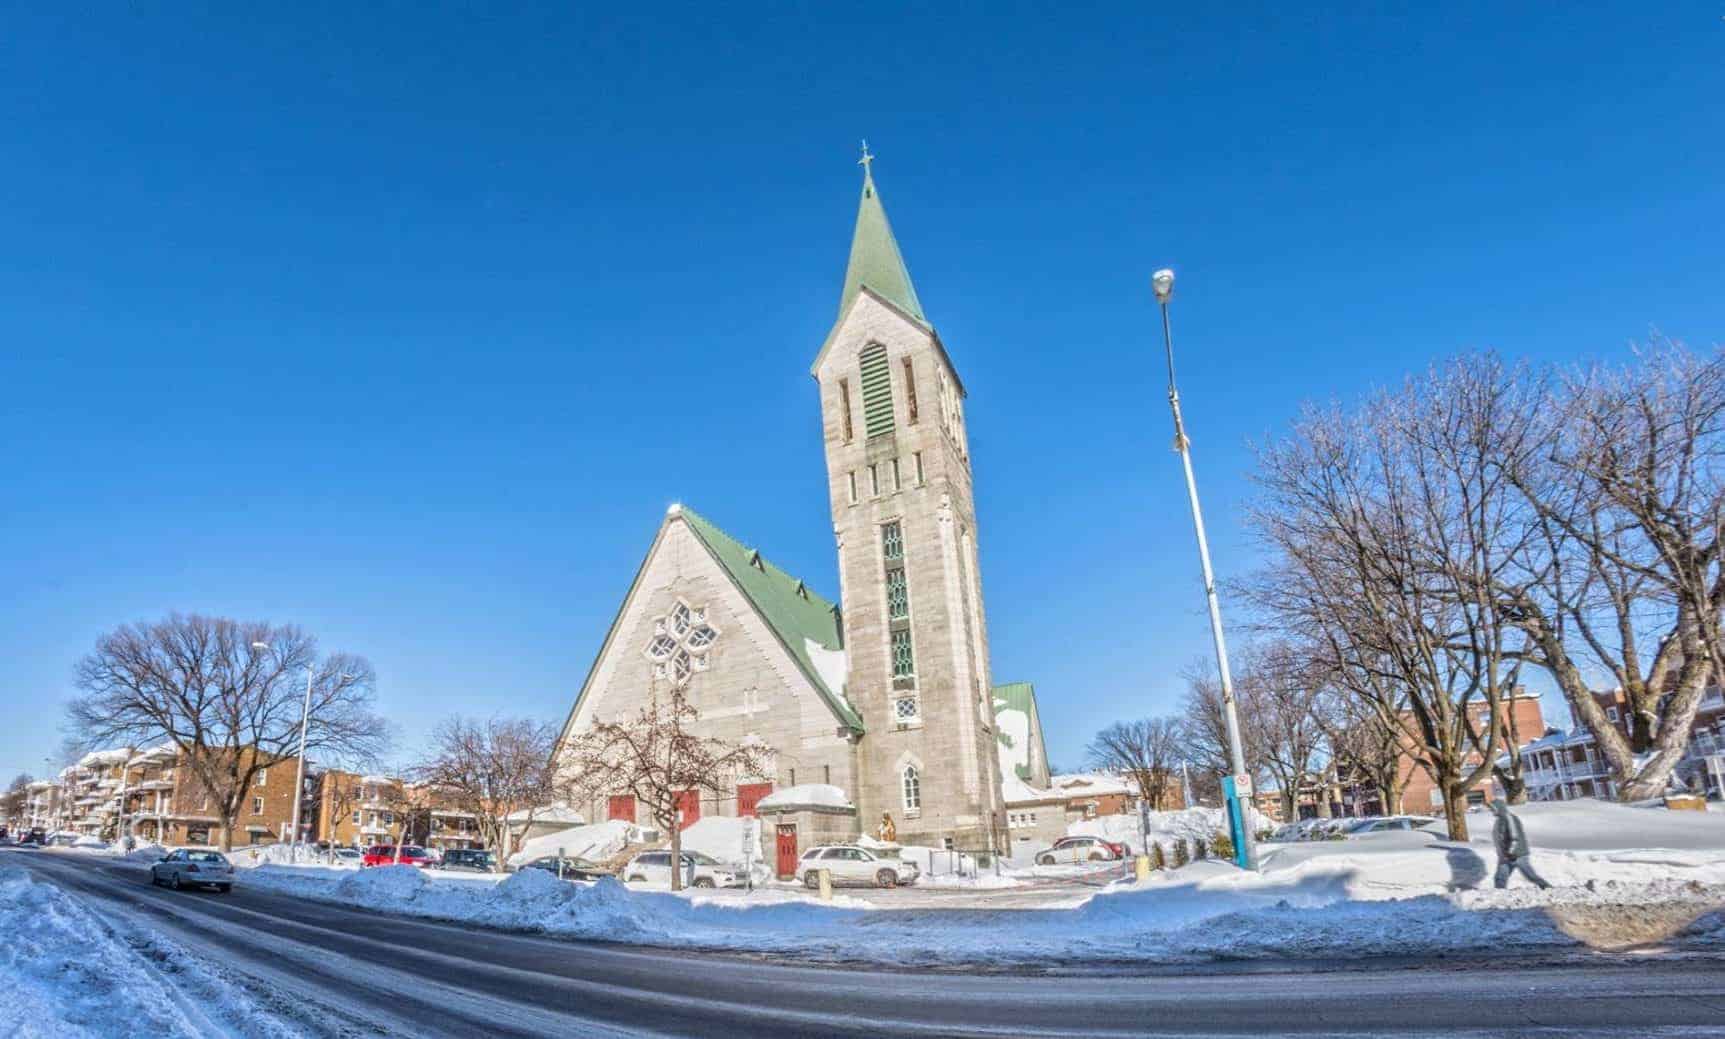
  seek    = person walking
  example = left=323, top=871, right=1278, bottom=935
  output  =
left=1490, top=799, right=1552, bottom=889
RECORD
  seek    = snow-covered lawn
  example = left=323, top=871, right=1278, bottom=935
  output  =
left=0, top=866, right=297, bottom=1038
left=203, top=801, right=1725, bottom=967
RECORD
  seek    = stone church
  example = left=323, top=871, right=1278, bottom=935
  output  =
left=554, top=159, right=1019, bottom=855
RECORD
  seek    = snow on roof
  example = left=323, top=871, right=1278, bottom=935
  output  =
left=1049, top=772, right=1135, bottom=797
left=77, top=748, right=133, bottom=768
left=755, top=784, right=854, bottom=813
left=127, top=742, right=178, bottom=765
left=1001, top=775, right=1060, bottom=805
left=804, top=638, right=851, bottom=713
left=359, top=775, right=396, bottom=786
left=506, top=802, right=586, bottom=825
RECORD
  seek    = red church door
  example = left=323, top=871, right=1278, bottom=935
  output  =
left=675, top=789, right=701, bottom=830
left=607, top=795, right=636, bottom=823
left=736, top=783, right=773, bottom=818
left=775, top=824, right=798, bottom=879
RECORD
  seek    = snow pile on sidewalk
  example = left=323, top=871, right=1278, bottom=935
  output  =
left=1067, top=805, right=1271, bottom=853
left=232, top=800, right=1725, bottom=967
left=508, top=819, right=645, bottom=867
left=0, top=866, right=291, bottom=1037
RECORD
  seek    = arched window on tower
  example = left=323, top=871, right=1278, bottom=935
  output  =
left=859, top=344, right=895, bottom=438
left=902, top=765, right=921, bottom=812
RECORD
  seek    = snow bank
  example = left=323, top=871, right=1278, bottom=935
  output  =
left=508, top=819, right=643, bottom=867
left=232, top=849, right=1725, bottom=967
left=1068, top=806, right=1229, bottom=853
left=0, top=866, right=293, bottom=1037
left=679, top=816, right=762, bottom=867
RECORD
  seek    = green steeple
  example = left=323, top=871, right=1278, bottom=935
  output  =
left=839, top=154, right=927, bottom=325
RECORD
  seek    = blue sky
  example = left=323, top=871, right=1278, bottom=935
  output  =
left=3, top=4, right=1722, bottom=779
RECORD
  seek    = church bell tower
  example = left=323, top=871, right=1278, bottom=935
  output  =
left=809, top=149, right=1006, bottom=852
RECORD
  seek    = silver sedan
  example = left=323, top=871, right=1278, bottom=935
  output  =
left=150, top=849, right=235, bottom=893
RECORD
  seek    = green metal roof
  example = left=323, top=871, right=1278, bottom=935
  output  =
left=678, top=506, right=863, bottom=733
left=993, top=681, right=1047, bottom=781
left=839, top=168, right=925, bottom=326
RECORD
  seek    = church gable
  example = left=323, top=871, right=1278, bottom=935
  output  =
left=556, top=505, right=862, bottom=753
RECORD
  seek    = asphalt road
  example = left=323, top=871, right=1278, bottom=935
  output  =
left=10, top=849, right=1725, bottom=1039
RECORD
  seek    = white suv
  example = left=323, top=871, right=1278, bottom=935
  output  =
left=621, top=849, right=744, bottom=889
left=798, top=845, right=920, bottom=888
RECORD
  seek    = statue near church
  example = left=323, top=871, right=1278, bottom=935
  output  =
left=877, top=812, right=897, bottom=843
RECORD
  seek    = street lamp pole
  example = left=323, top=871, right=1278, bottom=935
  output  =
left=289, top=664, right=315, bottom=861
left=254, top=641, right=317, bottom=863
left=1151, top=268, right=1258, bottom=871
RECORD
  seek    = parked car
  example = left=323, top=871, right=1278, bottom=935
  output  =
left=621, top=849, right=743, bottom=889
left=330, top=847, right=363, bottom=866
left=151, top=849, right=234, bottom=892
left=361, top=844, right=436, bottom=868
left=518, top=855, right=612, bottom=880
left=1343, top=816, right=1439, bottom=838
left=1034, top=835, right=1127, bottom=866
left=797, top=845, right=920, bottom=888
left=436, top=848, right=498, bottom=873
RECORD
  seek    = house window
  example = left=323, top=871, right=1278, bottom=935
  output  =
left=894, top=695, right=920, bottom=723
left=256, top=769, right=267, bottom=787
left=251, top=797, right=264, bottom=816
left=902, top=357, right=918, bottom=424
left=886, top=568, right=909, bottom=620
left=839, top=378, right=854, bottom=441
left=352, top=811, right=360, bottom=824
left=891, top=458, right=902, bottom=492
left=902, top=765, right=921, bottom=812
left=1606, top=707, right=1619, bottom=722
left=860, top=344, right=895, bottom=438
left=847, top=471, right=858, bottom=505
left=914, top=451, right=924, bottom=485
left=869, top=464, right=880, bottom=496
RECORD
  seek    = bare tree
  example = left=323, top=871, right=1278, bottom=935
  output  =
left=560, top=691, right=769, bottom=891
left=68, top=614, right=388, bottom=850
left=414, top=716, right=562, bottom=869
left=1084, top=717, right=1183, bottom=809
left=312, top=770, right=365, bottom=850
left=1187, top=644, right=1327, bottom=821
left=1250, top=363, right=1527, bottom=840
left=1491, top=344, right=1725, bottom=799
left=1320, top=688, right=1409, bottom=815
left=1, top=774, right=31, bottom=826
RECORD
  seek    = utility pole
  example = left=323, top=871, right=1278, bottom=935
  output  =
left=1151, top=268, right=1258, bottom=871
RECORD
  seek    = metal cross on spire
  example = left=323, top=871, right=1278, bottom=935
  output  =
left=858, top=139, right=875, bottom=176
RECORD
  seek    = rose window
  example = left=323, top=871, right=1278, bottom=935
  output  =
left=644, top=599, right=719, bottom=685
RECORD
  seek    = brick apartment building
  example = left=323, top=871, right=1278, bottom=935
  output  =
left=45, top=743, right=297, bottom=847
left=311, top=770, right=486, bottom=851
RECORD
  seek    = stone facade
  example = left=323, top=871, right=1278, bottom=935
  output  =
left=554, top=162, right=1010, bottom=854
left=557, top=515, right=861, bottom=828
left=814, top=288, right=1007, bottom=851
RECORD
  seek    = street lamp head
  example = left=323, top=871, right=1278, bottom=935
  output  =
left=1151, top=268, right=1175, bottom=304
left=250, top=642, right=269, bottom=651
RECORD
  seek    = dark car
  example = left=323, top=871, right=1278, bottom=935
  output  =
left=519, top=855, right=613, bottom=881
left=436, top=848, right=496, bottom=873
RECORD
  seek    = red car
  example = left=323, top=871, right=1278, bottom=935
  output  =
left=361, top=844, right=436, bottom=868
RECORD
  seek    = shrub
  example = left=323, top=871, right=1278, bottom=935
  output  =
left=1210, top=831, right=1234, bottom=860
left=1172, top=839, right=1190, bottom=869
left=1149, top=841, right=1166, bottom=870
left=1193, top=837, right=1208, bottom=861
